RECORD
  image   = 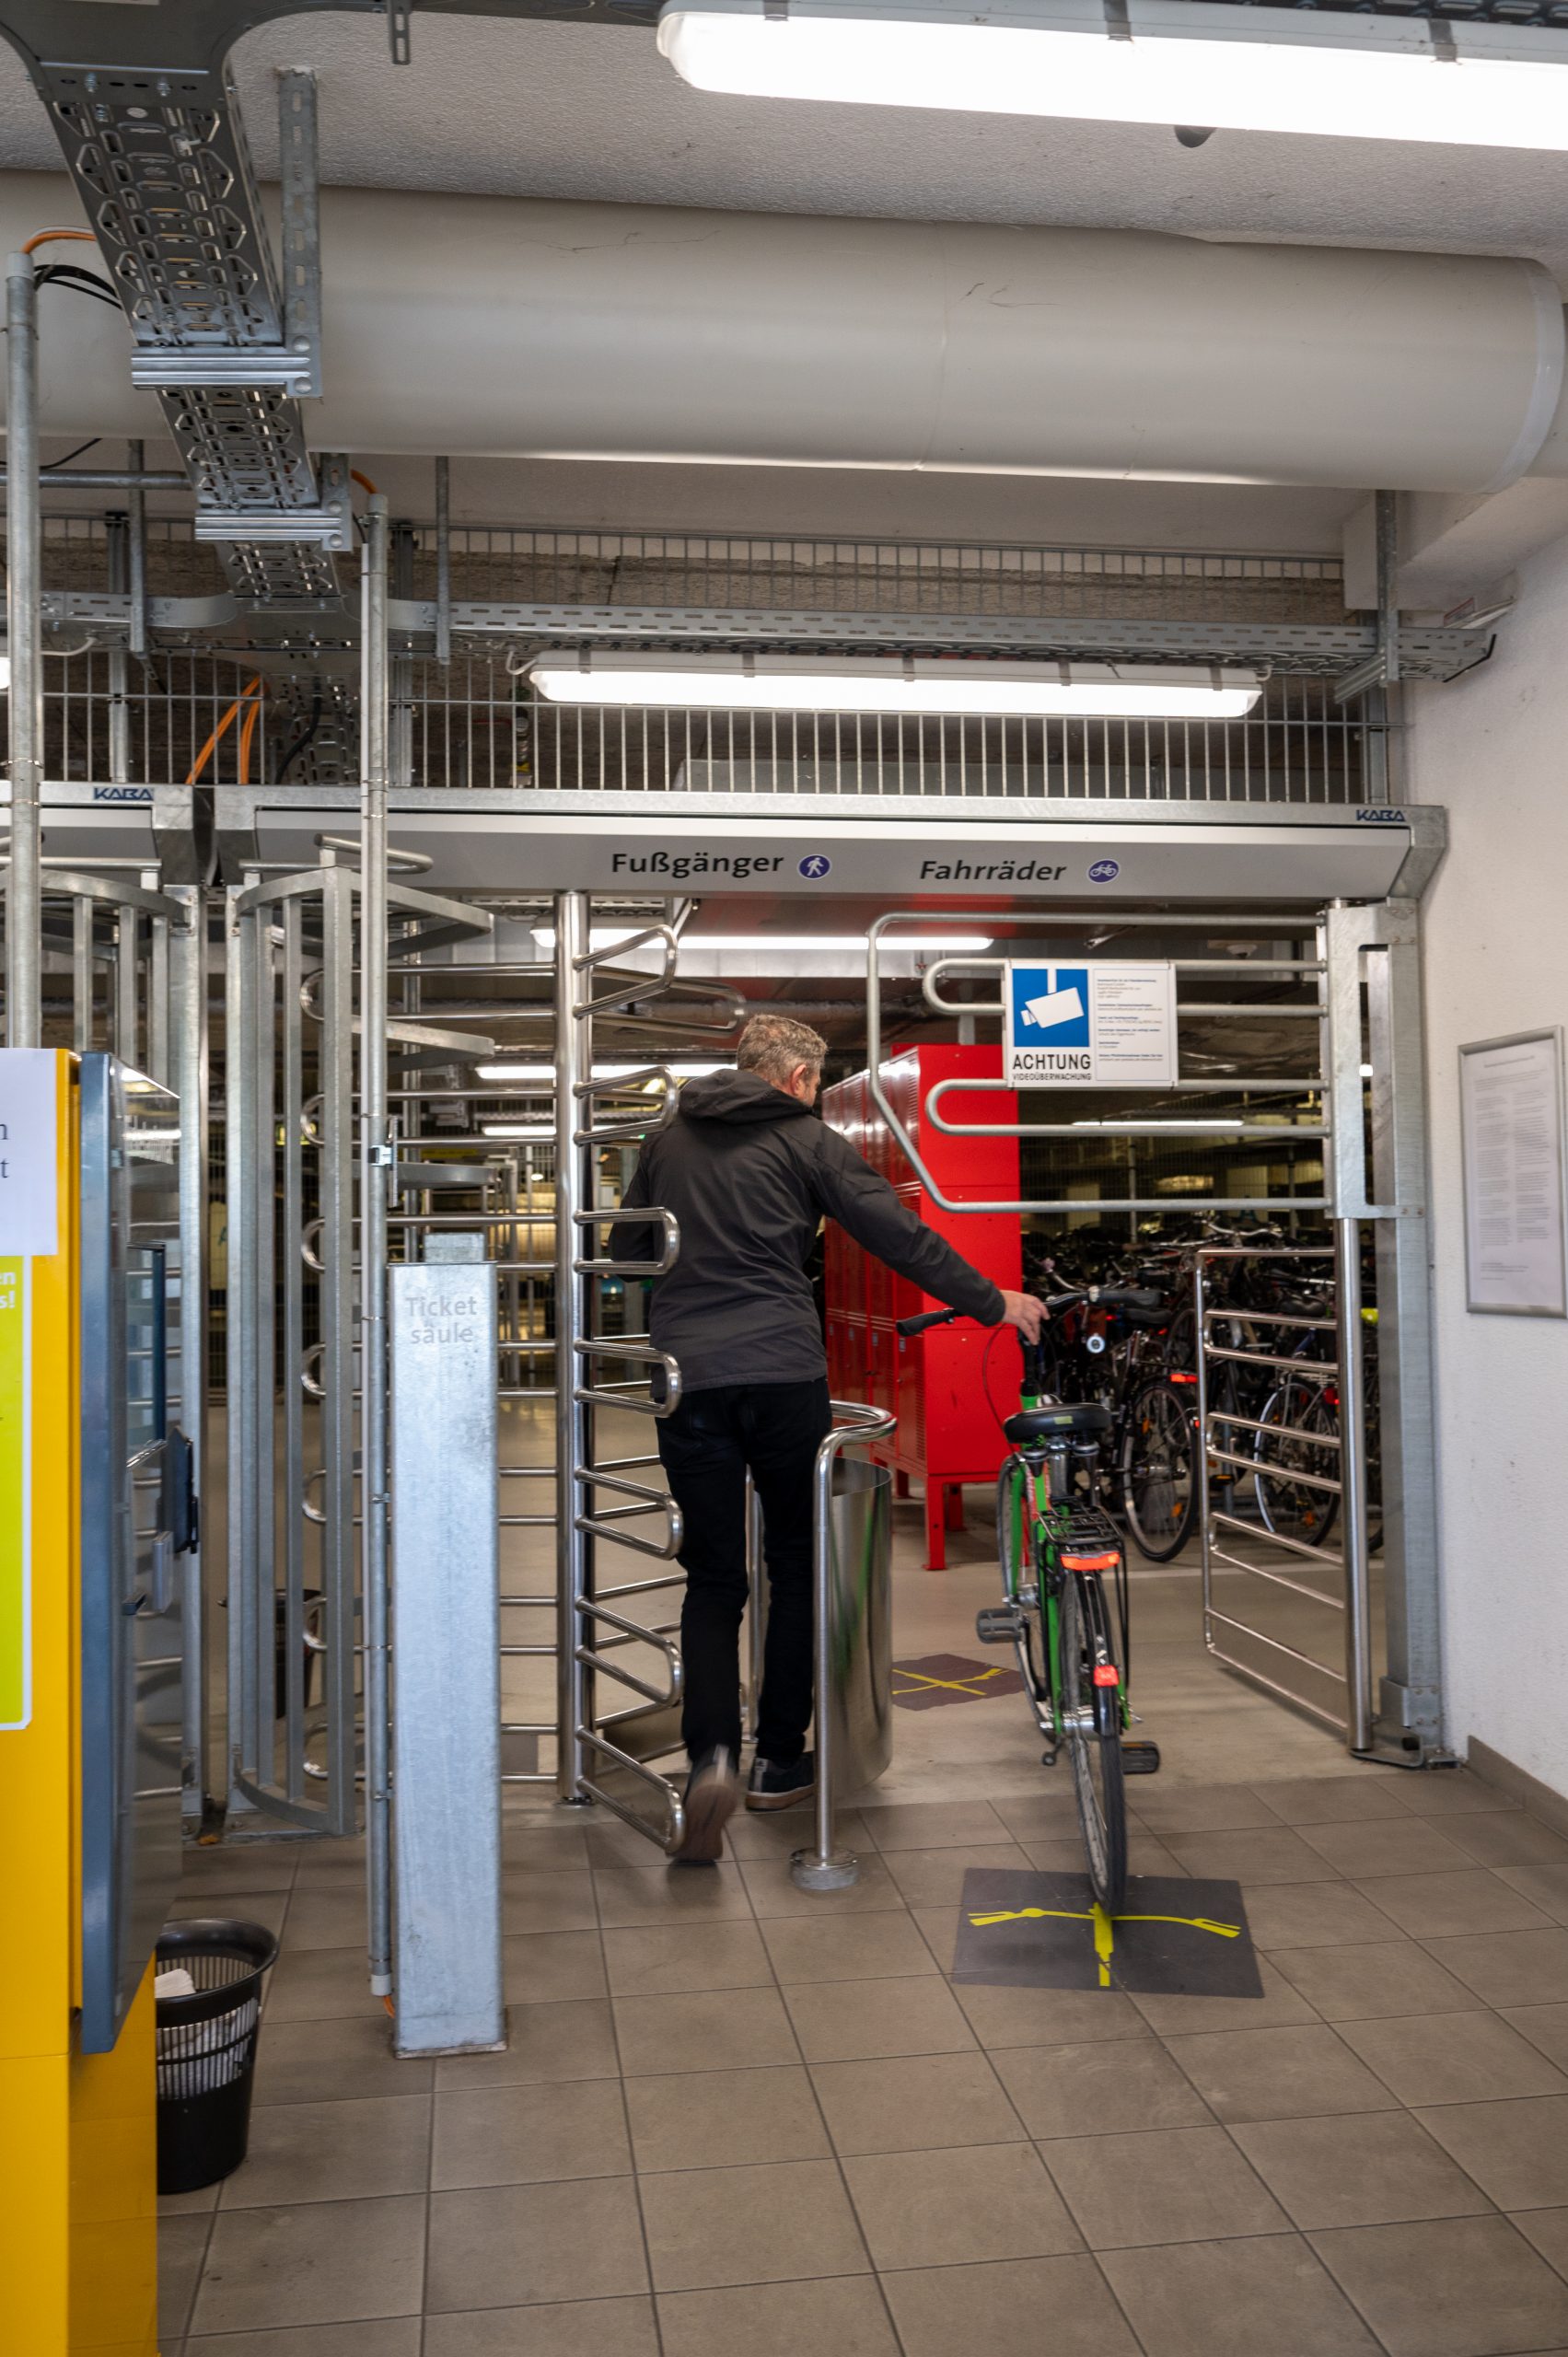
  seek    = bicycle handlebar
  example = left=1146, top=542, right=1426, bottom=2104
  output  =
left=894, top=1283, right=1166, bottom=1339
left=895, top=1306, right=964, bottom=1336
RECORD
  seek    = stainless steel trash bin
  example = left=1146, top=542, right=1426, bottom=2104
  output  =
left=824, top=1450, right=895, bottom=1794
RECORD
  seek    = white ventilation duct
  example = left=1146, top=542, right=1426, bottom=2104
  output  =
left=3, top=169, right=1564, bottom=493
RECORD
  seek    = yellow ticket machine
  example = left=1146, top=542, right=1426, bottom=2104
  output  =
left=1, top=1049, right=186, bottom=2357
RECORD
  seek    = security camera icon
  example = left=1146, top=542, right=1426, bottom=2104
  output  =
left=1018, top=981, right=1086, bottom=1032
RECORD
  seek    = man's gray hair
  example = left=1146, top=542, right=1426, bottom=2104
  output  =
left=737, top=1012, right=828, bottom=1085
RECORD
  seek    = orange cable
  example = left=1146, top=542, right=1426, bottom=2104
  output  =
left=238, top=691, right=265, bottom=785
left=186, top=676, right=263, bottom=786
left=350, top=469, right=379, bottom=497
left=21, top=228, right=95, bottom=254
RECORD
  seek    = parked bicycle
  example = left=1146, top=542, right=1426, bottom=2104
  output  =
left=898, top=1299, right=1161, bottom=1910
left=1021, top=1272, right=1201, bottom=1568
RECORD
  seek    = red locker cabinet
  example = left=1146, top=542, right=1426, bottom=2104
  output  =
left=822, top=1045, right=1022, bottom=1568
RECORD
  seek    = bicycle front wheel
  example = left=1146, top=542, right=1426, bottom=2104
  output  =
left=1058, top=1573, right=1128, bottom=1913
left=1121, top=1378, right=1199, bottom=1563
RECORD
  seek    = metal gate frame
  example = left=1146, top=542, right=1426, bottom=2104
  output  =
left=221, top=856, right=493, bottom=1837
left=865, top=899, right=1440, bottom=1762
left=1193, top=1239, right=1375, bottom=1747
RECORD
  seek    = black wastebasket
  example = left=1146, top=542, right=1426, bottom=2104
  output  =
left=155, top=1919, right=279, bottom=2195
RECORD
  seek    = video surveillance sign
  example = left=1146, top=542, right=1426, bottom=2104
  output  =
left=1006, top=962, right=1178, bottom=1087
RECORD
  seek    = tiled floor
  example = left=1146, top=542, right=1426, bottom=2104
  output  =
left=163, top=1471, right=1568, bottom=2357
left=163, top=1761, right=1568, bottom=2357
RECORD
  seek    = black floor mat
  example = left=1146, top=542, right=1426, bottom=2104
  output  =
left=951, top=1866, right=1263, bottom=1998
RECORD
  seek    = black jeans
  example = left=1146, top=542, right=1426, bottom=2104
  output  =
left=656, top=1377, right=833, bottom=1764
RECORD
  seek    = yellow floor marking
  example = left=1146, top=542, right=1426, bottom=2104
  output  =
left=967, top=1901, right=1243, bottom=1990
left=893, top=1665, right=1009, bottom=1698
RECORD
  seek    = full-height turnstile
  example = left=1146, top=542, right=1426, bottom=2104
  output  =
left=205, top=795, right=1446, bottom=2018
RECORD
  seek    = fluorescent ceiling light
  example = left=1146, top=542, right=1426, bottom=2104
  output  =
left=481, top=1124, right=555, bottom=1140
left=475, top=1061, right=730, bottom=1082
left=529, top=651, right=1260, bottom=722
left=530, top=928, right=992, bottom=954
left=658, top=0, right=1568, bottom=152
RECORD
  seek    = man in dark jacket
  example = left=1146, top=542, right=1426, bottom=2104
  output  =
left=616, top=1012, right=1042, bottom=1860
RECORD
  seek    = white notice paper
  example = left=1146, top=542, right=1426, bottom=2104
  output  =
left=1005, top=960, right=1178, bottom=1088
left=1459, top=1030, right=1567, bottom=1318
left=0, top=1051, right=58, bottom=1259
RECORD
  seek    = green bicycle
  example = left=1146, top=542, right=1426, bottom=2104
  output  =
left=900, top=1296, right=1161, bottom=1910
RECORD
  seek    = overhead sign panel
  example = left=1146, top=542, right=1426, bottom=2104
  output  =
left=1005, top=960, right=1177, bottom=1087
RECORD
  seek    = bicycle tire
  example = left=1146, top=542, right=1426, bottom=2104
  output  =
left=1253, top=1378, right=1341, bottom=1548
left=1162, top=1304, right=1197, bottom=1375
left=1120, top=1378, right=1199, bottom=1563
left=1059, top=1572, right=1128, bottom=1913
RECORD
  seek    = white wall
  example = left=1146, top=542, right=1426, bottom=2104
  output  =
left=1411, top=532, right=1568, bottom=1798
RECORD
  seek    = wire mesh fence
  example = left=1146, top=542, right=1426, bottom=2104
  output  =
left=412, top=527, right=1352, bottom=627
left=12, top=515, right=1369, bottom=801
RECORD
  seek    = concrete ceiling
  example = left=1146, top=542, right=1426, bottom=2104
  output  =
left=8, top=10, right=1568, bottom=554
left=202, top=17, right=1568, bottom=285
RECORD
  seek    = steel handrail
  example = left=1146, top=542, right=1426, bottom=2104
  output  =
left=574, top=923, right=679, bottom=1017
left=573, top=1337, right=682, bottom=1419
left=924, top=1077, right=1330, bottom=1142
left=577, top=1726, right=686, bottom=1854
left=1209, top=1444, right=1342, bottom=1494
left=1202, top=1306, right=1336, bottom=1333
left=575, top=1204, right=680, bottom=1277
left=1209, top=1408, right=1342, bottom=1450
left=1202, top=1344, right=1338, bottom=1379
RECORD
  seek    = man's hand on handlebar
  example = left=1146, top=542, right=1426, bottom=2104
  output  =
left=999, top=1289, right=1046, bottom=1342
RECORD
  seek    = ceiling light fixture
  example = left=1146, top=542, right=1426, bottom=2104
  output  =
left=657, top=0, right=1568, bottom=152
left=475, top=1061, right=730, bottom=1083
left=528, top=650, right=1260, bottom=722
left=529, top=928, right=993, bottom=955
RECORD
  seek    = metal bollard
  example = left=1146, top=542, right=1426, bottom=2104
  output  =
left=791, top=1401, right=898, bottom=1893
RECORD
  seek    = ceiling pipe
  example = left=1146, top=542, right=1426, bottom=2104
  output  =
left=1, top=170, right=1563, bottom=496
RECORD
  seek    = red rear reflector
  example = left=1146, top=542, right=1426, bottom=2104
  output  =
left=1062, top=1550, right=1120, bottom=1571
left=1169, top=1371, right=1197, bottom=1384
left=1093, top=1665, right=1121, bottom=1688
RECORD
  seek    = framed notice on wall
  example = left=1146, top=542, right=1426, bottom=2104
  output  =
left=1458, top=1028, right=1568, bottom=1318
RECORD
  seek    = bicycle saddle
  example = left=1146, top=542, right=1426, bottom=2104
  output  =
left=1005, top=1402, right=1114, bottom=1446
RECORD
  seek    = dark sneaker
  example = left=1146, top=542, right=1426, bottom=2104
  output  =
left=746, top=1754, right=817, bottom=1812
left=674, top=1746, right=740, bottom=1864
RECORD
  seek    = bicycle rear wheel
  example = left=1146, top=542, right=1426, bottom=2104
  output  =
left=1058, top=1572, right=1128, bottom=1913
left=1253, top=1378, right=1340, bottom=1548
left=1121, top=1378, right=1199, bottom=1563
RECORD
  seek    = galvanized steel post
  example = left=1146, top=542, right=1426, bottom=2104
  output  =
left=554, top=890, right=593, bottom=1803
left=361, top=497, right=393, bottom=1991
left=6, top=251, right=41, bottom=1045
left=1334, top=1218, right=1375, bottom=1754
left=170, top=885, right=211, bottom=1816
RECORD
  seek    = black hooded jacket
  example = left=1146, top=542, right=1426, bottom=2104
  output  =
left=613, top=1068, right=1006, bottom=1391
